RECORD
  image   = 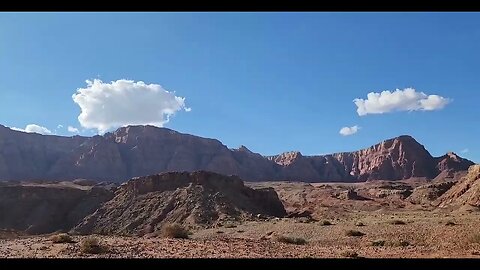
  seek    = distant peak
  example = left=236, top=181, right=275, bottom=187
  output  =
left=380, top=135, right=421, bottom=147
left=113, top=125, right=175, bottom=135
left=445, top=152, right=462, bottom=160
left=236, top=145, right=253, bottom=153
left=389, top=135, right=417, bottom=143
left=396, top=135, right=414, bottom=140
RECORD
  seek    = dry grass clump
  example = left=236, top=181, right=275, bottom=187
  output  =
left=320, top=220, right=333, bottom=226
left=371, top=240, right=386, bottom=246
left=470, top=234, right=480, bottom=244
left=50, top=233, right=75, bottom=244
left=345, top=230, right=365, bottom=237
left=388, top=240, right=410, bottom=247
left=390, top=220, right=406, bottom=225
left=445, top=220, right=456, bottom=226
left=276, top=235, right=308, bottom=245
left=161, top=224, right=190, bottom=239
left=80, top=237, right=107, bottom=254
left=341, top=250, right=359, bottom=258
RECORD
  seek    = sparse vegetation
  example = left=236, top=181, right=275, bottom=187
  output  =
left=224, top=224, right=237, bottom=228
left=371, top=240, right=386, bottom=247
left=345, top=230, right=365, bottom=237
left=341, top=250, right=358, bottom=258
left=390, top=219, right=406, bottom=225
left=320, top=220, right=332, bottom=226
left=389, top=240, right=410, bottom=247
left=80, top=237, right=106, bottom=254
left=161, top=224, right=190, bottom=239
left=470, top=234, right=480, bottom=244
left=445, top=220, right=456, bottom=226
left=50, top=233, right=74, bottom=244
left=355, top=221, right=365, bottom=227
left=276, top=235, right=308, bottom=245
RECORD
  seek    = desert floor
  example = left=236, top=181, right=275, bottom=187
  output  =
left=1, top=210, right=480, bottom=258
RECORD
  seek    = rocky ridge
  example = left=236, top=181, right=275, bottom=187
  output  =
left=73, top=171, right=286, bottom=235
left=0, top=124, right=474, bottom=182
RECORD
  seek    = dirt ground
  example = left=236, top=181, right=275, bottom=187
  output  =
left=1, top=210, right=480, bottom=258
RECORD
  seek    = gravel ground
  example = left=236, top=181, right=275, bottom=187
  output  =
left=1, top=211, right=480, bottom=258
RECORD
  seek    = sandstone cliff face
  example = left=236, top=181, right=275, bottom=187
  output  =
left=0, top=124, right=474, bottom=182
left=268, top=135, right=474, bottom=182
left=0, top=125, right=88, bottom=180
left=437, top=165, right=480, bottom=208
left=73, top=171, right=286, bottom=235
left=0, top=183, right=114, bottom=234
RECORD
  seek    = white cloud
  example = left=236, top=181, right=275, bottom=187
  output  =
left=67, top=126, right=79, bottom=133
left=72, top=79, right=190, bottom=134
left=11, top=124, right=52, bottom=135
left=354, top=88, right=451, bottom=116
left=461, top=148, right=469, bottom=154
left=339, top=125, right=360, bottom=136
left=57, top=124, right=64, bottom=129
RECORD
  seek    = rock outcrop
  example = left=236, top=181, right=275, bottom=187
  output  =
left=437, top=165, right=480, bottom=208
left=73, top=171, right=286, bottom=235
left=0, top=182, right=114, bottom=234
left=0, top=124, right=474, bottom=182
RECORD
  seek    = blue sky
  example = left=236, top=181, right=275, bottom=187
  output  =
left=0, top=12, right=478, bottom=162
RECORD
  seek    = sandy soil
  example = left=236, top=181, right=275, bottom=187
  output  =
left=1, top=210, right=480, bottom=258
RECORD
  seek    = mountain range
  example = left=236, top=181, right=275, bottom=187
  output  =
left=0, top=124, right=474, bottom=182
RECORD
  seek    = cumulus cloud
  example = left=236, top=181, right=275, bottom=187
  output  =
left=11, top=124, right=52, bottom=135
left=339, top=125, right=360, bottom=136
left=461, top=148, right=469, bottom=154
left=67, top=126, right=79, bottom=133
left=72, top=79, right=190, bottom=134
left=57, top=124, right=64, bottom=129
left=354, top=88, right=451, bottom=116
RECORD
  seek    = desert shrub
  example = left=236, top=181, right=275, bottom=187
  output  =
left=355, top=222, right=365, bottom=227
left=161, top=224, right=190, bottom=239
left=371, top=240, right=386, bottom=246
left=80, top=237, right=106, bottom=254
left=341, top=250, right=358, bottom=258
left=390, top=220, right=406, bottom=225
left=320, top=220, right=332, bottom=226
left=389, top=240, right=410, bottom=247
left=276, top=235, right=308, bottom=245
left=50, top=233, right=74, bottom=244
left=445, top=220, right=456, bottom=226
left=470, top=234, right=480, bottom=244
left=345, top=230, right=365, bottom=237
